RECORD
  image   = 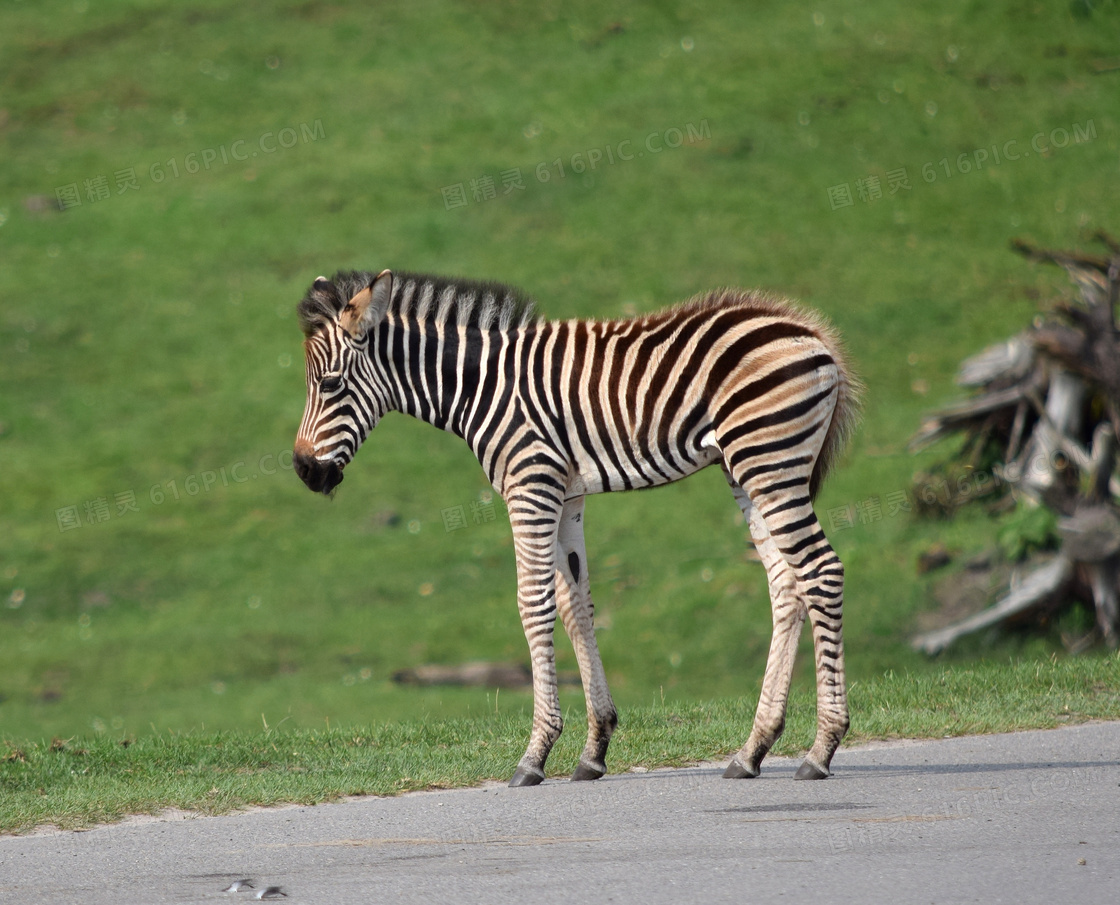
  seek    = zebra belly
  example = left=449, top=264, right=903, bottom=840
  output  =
left=569, top=435, right=722, bottom=495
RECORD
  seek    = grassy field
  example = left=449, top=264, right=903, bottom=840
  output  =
left=2, top=655, right=1117, bottom=834
left=2, top=0, right=1119, bottom=820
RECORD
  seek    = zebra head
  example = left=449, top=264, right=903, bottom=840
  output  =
left=293, top=270, right=394, bottom=495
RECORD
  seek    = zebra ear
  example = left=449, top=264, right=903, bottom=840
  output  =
left=340, top=270, right=393, bottom=339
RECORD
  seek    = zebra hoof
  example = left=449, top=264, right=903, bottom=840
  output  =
left=722, top=758, right=759, bottom=779
left=508, top=767, right=545, bottom=788
left=570, top=763, right=605, bottom=782
left=794, top=760, right=829, bottom=780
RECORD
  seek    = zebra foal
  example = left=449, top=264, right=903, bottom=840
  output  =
left=293, top=268, right=861, bottom=786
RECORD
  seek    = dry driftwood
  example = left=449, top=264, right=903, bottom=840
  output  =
left=913, top=557, right=1074, bottom=655
left=956, top=334, right=1036, bottom=388
left=392, top=661, right=581, bottom=688
left=910, top=234, right=1120, bottom=652
left=393, top=661, right=533, bottom=687
left=914, top=424, right=1120, bottom=653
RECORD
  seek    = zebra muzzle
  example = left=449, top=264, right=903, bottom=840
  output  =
left=293, top=445, right=345, bottom=495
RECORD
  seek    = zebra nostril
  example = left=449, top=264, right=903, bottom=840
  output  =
left=292, top=448, right=344, bottom=495
left=292, top=449, right=316, bottom=483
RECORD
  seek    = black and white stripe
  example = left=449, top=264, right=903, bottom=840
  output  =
left=293, top=269, right=861, bottom=784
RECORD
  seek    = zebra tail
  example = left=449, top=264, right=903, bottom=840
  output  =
left=808, top=335, right=864, bottom=502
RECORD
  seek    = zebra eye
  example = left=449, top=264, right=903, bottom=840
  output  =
left=319, top=374, right=344, bottom=393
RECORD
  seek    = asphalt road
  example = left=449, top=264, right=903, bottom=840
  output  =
left=2, top=722, right=1118, bottom=904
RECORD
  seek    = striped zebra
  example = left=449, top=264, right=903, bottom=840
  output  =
left=293, top=269, right=861, bottom=786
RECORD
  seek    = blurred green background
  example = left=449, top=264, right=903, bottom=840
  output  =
left=1, top=0, right=1117, bottom=742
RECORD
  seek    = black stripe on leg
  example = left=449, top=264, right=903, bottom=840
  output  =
left=568, top=551, right=581, bottom=585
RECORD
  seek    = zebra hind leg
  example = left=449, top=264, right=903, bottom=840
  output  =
left=721, top=467, right=849, bottom=779
left=794, top=508, right=849, bottom=780
left=747, top=480, right=848, bottom=780
left=722, top=488, right=807, bottom=779
left=554, top=497, right=618, bottom=781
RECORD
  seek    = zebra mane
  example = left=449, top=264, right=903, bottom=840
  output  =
left=297, top=270, right=541, bottom=338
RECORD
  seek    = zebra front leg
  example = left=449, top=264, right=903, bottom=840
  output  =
left=554, top=497, right=617, bottom=781
left=507, top=493, right=565, bottom=788
left=724, top=504, right=806, bottom=779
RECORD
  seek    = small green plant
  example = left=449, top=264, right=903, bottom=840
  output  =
left=997, top=504, right=1059, bottom=562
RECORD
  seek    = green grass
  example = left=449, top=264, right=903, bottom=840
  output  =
left=3, top=655, right=1117, bottom=835
left=2, top=0, right=1119, bottom=828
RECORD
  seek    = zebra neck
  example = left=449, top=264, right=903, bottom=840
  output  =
left=378, top=314, right=518, bottom=443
